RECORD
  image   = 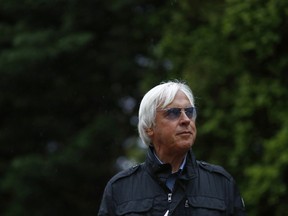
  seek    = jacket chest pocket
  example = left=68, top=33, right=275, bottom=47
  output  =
left=116, top=198, right=154, bottom=216
left=187, top=196, right=226, bottom=216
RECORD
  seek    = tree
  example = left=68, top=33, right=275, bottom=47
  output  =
left=2, top=0, right=287, bottom=215
left=148, top=0, right=288, bottom=215
left=0, top=0, right=167, bottom=214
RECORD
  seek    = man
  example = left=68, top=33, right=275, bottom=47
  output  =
left=98, top=80, right=246, bottom=215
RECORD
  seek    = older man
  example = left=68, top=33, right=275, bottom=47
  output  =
left=98, top=80, right=246, bottom=216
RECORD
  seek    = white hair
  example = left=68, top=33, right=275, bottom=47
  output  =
left=138, top=80, right=195, bottom=147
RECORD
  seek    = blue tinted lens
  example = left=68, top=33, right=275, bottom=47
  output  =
left=165, top=108, right=181, bottom=119
left=164, top=107, right=196, bottom=120
left=184, top=107, right=194, bottom=119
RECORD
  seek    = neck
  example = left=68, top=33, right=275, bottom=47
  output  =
left=154, top=149, right=186, bottom=173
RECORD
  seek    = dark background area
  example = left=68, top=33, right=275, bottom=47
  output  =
left=0, top=0, right=287, bottom=215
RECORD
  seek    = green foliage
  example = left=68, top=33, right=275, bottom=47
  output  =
left=1, top=115, right=120, bottom=216
left=1, top=0, right=287, bottom=215
left=145, top=0, right=288, bottom=215
left=0, top=0, right=165, bottom=215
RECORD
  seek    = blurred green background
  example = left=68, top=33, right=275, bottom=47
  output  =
left=0, top=0, right=287, bottom=215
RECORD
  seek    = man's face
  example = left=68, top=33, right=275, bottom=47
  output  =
left=148, top=90, right=197, bottom=158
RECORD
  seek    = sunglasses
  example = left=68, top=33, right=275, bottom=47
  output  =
left=160, top=107, right=197, bottom=121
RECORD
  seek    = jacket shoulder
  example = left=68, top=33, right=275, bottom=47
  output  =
left=197, top=160, right=233, bottom=181
left=108, top=164, right=142, bottom=184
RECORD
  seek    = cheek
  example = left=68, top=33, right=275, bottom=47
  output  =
left=153, top=125, right=173, bottom=140
left=192, top=125, right=197, bottom=141
left=191, top=122, right=197, bottom=132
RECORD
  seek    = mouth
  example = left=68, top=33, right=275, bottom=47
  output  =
left=177, top=131, right=192, bottom=135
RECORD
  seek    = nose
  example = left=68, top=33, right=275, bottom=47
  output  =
left=179, top=110, right=191, bottom=124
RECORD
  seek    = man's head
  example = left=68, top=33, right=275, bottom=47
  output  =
left=138, top=80, right=197, bottom=154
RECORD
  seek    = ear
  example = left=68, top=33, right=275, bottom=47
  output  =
left=146, top=128, right=154, bottom=137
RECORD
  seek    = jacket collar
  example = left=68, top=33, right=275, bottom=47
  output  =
left=144, top=147, right=197, bottom=183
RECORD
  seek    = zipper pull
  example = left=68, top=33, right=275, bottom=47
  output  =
left=168, top=193, right=172, bottom=202
left=185, top=199, right=189, bottom=207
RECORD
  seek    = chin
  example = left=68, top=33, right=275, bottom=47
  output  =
left=177, top=143, right=192, bottom=151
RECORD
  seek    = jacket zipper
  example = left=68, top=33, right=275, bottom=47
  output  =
left=168, top=193, right=172, bottom=202
left=165, top=193, right=172, bottom=216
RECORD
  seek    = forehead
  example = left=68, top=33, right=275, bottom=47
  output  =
left=165, top=91, right=192, bottom=108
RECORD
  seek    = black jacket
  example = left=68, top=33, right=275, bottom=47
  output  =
left=98, top=148, right=246, bottom=216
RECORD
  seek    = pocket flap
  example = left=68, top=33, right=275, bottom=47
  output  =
left=116, top=198, right=153, bottom=215
left=188, top=196, right=226, bottom=211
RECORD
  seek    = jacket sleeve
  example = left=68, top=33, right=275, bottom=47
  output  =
left=232, top=181, right=246, bottom=216
left=98, top=182, right=115, bottom=216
